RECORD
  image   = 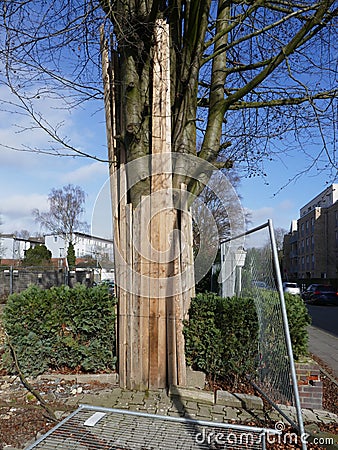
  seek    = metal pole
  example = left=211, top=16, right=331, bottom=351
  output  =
left=9, top=266, right=13, bottom=295
left=268, top=219, right=307, bottom=450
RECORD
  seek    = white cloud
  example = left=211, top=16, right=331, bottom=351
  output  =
left=279, top=199, right=295, bottom=210
left=0, top=193, right=48, bottom=233
left=1, top=193, right=47, bottom=215
left=246, top=206, right=274, bottom=227
left=62, top=161, right=108, bottom=184
left=243, top=200, right=298, bottom=248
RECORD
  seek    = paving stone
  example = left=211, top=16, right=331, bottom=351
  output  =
left=156, top=395, right=172, bottom=407
left=302, top=409, right=321, bottom=423
left=237, top=409, right=257, bottom=422
left=183, top=410, right=197, bottom=419
left=210, top=413, right=226, bottom=423
left=223, top=407, right=241, bottom=421
left=156, top=406, right=170, bottom=415
left=129, top=392, right=146, bottom=404
left=114, top=403, right=130, bottom=409
left=143, top=399, right=157, bottom=409
left=86, top=396, right=120, bottom=408
left=167, top=411, right=184, bottom=418
left=277, top=405, right=298, bottom=420
left=313, top=411, right=338, bottom=424
left=212, top=404, right=227, bottom=415
left=120, top=390, right=133, bottom=399
left=145, top=408, right=157, bottom=415
left=169, top=385, right=214, bottom=405
left=196, top=405, right=212, bottom=419
left=186, top=366, right=206, bottom=389
left=184, top=400, right=199, bottom=411
left=233, top=393, right=263, bottom=410
left=216, top=390, right=242, bottom=408
left=169, top=403, right=185, bottom=414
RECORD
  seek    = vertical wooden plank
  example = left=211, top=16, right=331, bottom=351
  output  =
left=125, top=204, right=135, bottom=389
left=139, top=197, right=150, bottom=389
left=118, top=207, right=127, bottom=388
left=166, top=209, right=178, bottom=386
left=180, top=184, right=195, bottom=318
left=116, top=165, right=127, bottom=388
left=175, top=289, right=187, bottom=386
left=159, top=204, right=174, bottom=387
left=149, top=19, right=173, bottom=388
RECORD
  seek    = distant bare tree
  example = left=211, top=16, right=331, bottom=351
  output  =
left=193, top=170, right=250, bottom=253
left=275, top=227, right=288, bottom=252
left=32, top=184, right=89, bottom=246
left=13, top=230, right=31, bottom=240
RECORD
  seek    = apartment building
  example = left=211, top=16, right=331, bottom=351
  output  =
left=283, top=184, right=338, bottom=280
left=0, top=234, right=43, bottom=262
left=44, top=232, right=114, bottom=263
left=1, top=232, right=114, bottom=267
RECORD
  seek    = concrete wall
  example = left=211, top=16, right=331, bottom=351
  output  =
left=0, top=267, right=67, bottom=300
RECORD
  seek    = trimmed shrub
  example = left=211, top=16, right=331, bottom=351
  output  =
left=284, top=293, right=311, bottom=359
left=183, top=293, right=258, bottom=384
left=2, top=284, right=117, bottom=376
left=184, top=292, right=311, bottom=384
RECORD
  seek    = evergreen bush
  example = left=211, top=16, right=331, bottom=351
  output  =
left=184, top=292, right=311, bottom=384
left=2, top=284, right=117, bottom=376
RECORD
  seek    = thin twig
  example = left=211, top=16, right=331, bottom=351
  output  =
left=5, top=332, right=57, bottom=422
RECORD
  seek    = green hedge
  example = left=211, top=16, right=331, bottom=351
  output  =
left=2, top=284, right=117, bottom=376
left=183, top=292, right=311, bottom=384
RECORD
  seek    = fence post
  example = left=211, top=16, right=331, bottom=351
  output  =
left=268, top=219, right=307, bottom=450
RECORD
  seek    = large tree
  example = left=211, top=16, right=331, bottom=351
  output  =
left=1, top=1, right=337, bottom=389
left=1, top=2, right=337, bottom=174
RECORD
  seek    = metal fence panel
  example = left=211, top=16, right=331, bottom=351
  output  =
left=25, top=405, right=280, bottom=450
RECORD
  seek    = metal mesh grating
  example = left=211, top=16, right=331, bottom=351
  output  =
left=25, top=405, right=280, bottom=449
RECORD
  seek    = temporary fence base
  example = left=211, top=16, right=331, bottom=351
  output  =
left=25, top=404, right=280, bottom=450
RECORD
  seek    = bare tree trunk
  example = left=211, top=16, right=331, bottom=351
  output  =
left=102, top=20, right=194, bottom=390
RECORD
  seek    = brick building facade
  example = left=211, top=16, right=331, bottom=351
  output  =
left=283, top=184, right=338, bottom=281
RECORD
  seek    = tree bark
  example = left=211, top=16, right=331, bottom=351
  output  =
left=102, top=20, right=195, bottom=389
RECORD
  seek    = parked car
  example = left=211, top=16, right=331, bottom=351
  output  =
left=252, top=280, right=269, bottom=289
left=282, top=282, right=300, bottom=296
left=301, top=284, right=338, bottom=305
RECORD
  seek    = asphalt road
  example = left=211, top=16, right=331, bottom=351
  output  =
left=306, top=304, right=338, bottom=337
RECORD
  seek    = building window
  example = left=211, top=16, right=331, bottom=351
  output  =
left=311, top=217, right=314, bottom=232
left=306, top=255, right=310, bottom=270
left=311, top=254, right=315, bottom=270
left=54, top=236, right=58, bottom=242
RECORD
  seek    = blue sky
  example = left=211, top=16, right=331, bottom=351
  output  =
left=0, top=82, right=336, bottom=241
